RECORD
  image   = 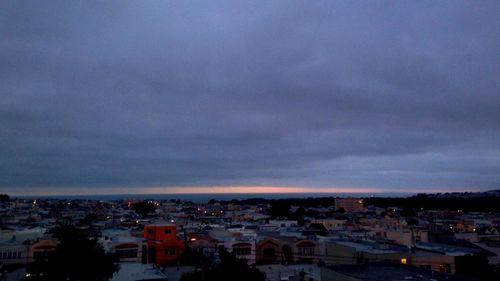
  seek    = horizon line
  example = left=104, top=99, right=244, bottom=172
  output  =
left=2, top=185, right=479, bottom=197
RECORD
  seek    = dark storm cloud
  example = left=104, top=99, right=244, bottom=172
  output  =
left=1, top=1, right=500, bottom=192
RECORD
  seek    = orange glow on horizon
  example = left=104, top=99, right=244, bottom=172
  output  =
left=3, top=185, right=476, bottom=196
left=140, top=186, right=384, bottom=194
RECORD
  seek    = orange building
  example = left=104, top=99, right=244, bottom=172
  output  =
left=27, top=237, right=57, bottom=263
left=143, top=224, right=184, bottom=266
left=334, top=198, right=364, bottom=212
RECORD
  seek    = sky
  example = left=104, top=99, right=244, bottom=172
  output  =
left=1, top=1, right=500, bottom=196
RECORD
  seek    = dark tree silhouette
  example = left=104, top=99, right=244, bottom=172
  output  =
left=336, top=207, right=346, bottom=213
left=0, top=194, right=10, bottom=201
left=218, top=192, right=500, bottom=213
left=80, top=213, right=98, bottom=225
left=132, top=201, right=156, bottom=217
left=268, top=201, right=292, bottom=219
left=364, top=195, right=500, bottom=212
left=26, top=226, right=118, bottom=281
left=399, top=207, right=416, bottom=217
left=293, top=207, right=306, bottom=226
left=455, top=254, right=497, bottom=281
left=180, top=249, right=265, bottom=281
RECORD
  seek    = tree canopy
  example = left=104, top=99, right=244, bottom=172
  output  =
left=180, top=249, right=265, bottom=281
left=132, top=200, right=156, bottom=217
left=26, top=226, right=118, bottom=281
left=267, top=201, right=292, bottom=219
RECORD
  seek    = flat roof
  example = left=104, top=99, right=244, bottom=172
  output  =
left=334, top=240, right=407, bottom=254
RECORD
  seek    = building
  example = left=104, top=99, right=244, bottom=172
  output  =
left=256, top=237, right=282, bottom=264
left=27, top=237, right=57, bottom=263
left=384, top=227, right=429, bottom=246
left=324, top=239, right=407, bottom=266
left=312, top=218, right=347, bottom=231
left=257, top=264, right=321, bottom=281
left=101, top=229, right=143, bottom=262
left=143, top=224, right=185, bottom=266
left=0, top=242, right=27, bottom=265
left=219, top=239, right=257, bottom=265
left=334, top=198, right=364, bottom=213
left=294, top=239, right=319, bottom=263
left=187, top=233, right=218, bottom=258
left=321, top=263, right=474, bottom=281
left=323, top=239, right=469, bottom=274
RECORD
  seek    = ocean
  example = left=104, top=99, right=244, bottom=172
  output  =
left=16, top=192, right=413, bottom=202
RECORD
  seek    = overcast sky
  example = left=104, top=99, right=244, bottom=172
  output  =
left=1, top=1, right=500, bottom=195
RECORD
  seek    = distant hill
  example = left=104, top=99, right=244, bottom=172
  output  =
left=217, top=190, right=500, bottom=212
left=420, top=189, right=500, bottom=198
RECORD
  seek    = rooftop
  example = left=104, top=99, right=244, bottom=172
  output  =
left=328, top=263, right=477, bottom=281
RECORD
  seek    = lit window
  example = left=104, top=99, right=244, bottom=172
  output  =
left=401, top=258, right=407, bottom=264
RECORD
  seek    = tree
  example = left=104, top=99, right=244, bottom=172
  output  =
left=306, top=223, right=327, bottom=236
left=0, top=194, right=9, bottom=202
left=268, top=201, right=292, bottom=219
left=180, top=249, right=265, bottom=281
left=399, top=207, right=416, bottom=217
left=455, top=254, right=497, bottom=281
left=26, top=226, right=118, bottom=281
left=80, top=213, right=98, bottom=225
left=132, top=201, right=156, bottom=217
left=293, top=207, right=306, bottom=226
left=404, top=217, right=419, bottom=226
left=336, top=207, right=346, bottom=214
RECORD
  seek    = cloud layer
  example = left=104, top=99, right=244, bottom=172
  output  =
left=1, top=1, right=500, bottom=193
